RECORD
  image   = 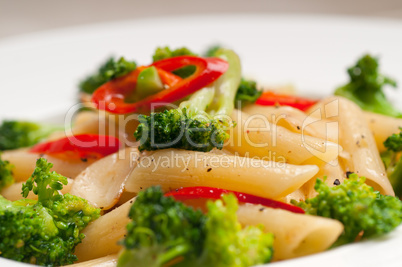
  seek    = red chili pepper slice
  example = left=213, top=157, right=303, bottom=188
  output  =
left=91, top=56, right=228, bottom=114
left=165, top=186, right=304, bottom=214
left=256, top=91, right=318, bottom=111
left=30, top=134, right=121, bottom=160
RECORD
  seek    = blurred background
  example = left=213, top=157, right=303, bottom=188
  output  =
left=1, top=0, right=402, bottom=39
left=1, top=0, right=402, bottom=119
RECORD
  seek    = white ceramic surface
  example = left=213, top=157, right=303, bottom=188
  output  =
left=0, top=14, right=402, bottom=267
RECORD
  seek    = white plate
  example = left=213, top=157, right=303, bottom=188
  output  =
left=1, top=14, right=402, bottom=267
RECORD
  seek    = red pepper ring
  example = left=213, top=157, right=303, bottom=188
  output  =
left=165, top=186, right=305, bottom=214
left=256, top=91, right=318, bottom=112
left=91, top=56, right=228, bottom=114
left=29, top=134, right=121, bottom=160
left=91, top=66, right=180, bottom=114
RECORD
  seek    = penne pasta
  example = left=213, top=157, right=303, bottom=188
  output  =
left=69, top=254, right=118, bottom=267
left=74, top=197, right=134, bottom=262
left=309, top=96, right=394, bottom=195
left=281, top=188, right=306, bottom=203
left=364, top=111, right=402, bottom=152
left=301, top=158, right=346, bottom=199
left=242, top=105, right=338, bottom=142
left=124, top=149, right=319, bottom=199
left=70, top=147, right=140, bottom=210
left=226, top=109, right=341, bottom=165
left=1, top=148, right=95, bottom=182
left=237, top=204, right=344, bottom=260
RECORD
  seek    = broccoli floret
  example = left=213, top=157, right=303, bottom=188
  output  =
left=334, top=54, right=401, bottom=117
left=384, top=129, right=402, bottom=152
left=152, top=46, right=197, bottom=78
left=195, top=194, right=273, bottom=267
left=134, top=108, right=229, bottom=152
left=0, top=120, right=63, bottom=151
left=381, top=129, right=402, bottom=197
left=118, top=186, right=205, bottom=267
left=235, top=78, right=262, bottom=108
left=0, top=158, right=100, bottom=266
left=135, top=48, right=240, bottom=152
left=292, top=174, right=402, bottom=246
left=0, top=155, right=14, bottom=191
left=117, top=187, right=273, bottom=267
left=79, top=57, right=137, bottom=94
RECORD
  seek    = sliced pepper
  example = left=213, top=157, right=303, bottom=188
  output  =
left=29, top=134, right=121, bottom=160
left=165, top=186, right=305, bottom=214
left=256, top=91, right=318, bottom=111
left=92, top=56, right=228, bottom=114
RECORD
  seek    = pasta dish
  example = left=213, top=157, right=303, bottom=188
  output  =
left=0, top=46, right=402, bottom=266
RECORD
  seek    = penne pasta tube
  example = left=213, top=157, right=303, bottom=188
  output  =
left=242, top=105, right=338, bottom=142
left=226, top=109, right=341, bottom=165
left=70, top=147, right=140, bottom=210
left=281, top=188, right=306, bottom=203
left=1, top=178, right=73, bottom=201
left=124, top=149, right=319, bottom=200
left=301, top=159, right=346, bottom=199
left=70, top=254, right=118, bottom=267
left=313, top=97, right=393, bottom=195
left=1, top=148, right=95, bottom=182
left=74, top=197, right=134, bottom=262
left=364, top=111, right=402, bottom=152
left=237, top=204, right=344, bottom=260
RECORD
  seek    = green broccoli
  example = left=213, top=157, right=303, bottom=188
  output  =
left=0, top=155, right=14, bottom=191
left=334, top=54, right=401, bottom=117
left=235, top=78, right=262, bottom=108
left=0, top=158, right=100, bottom=266
left=381, top=129, right=402, bottom=197
left=117, top=186, right=273, bottom=267
left=134, top=48, right=241, bottom=152
left=292, top=174, right=402, bottom=246
left=79, top=57, right=137, bottom=94
left=0, top=120, right=63, bottom=151
left=152, top=46, right=197, bottom=78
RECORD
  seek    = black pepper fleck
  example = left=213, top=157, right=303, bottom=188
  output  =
left=346, top=171, right=353, bottom=178
left=296, top=126, right=301, bottom=130
left=80, top=158, right=88, bottom=162
left=207, top=168, right=212, bottom=172
left=333, top=179, right=341, bottom=186
left=259, top=207, right=265, bottom=212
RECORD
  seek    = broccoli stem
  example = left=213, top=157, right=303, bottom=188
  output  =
left=179, top=86, right=215, bottom=115
left=207, top=48, right=242, bottom=116
left=157, top=243, right=191, bottom=265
